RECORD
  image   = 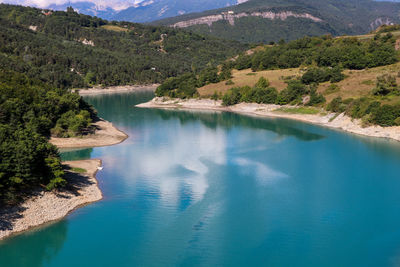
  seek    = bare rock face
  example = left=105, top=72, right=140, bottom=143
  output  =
left=79, top=38, right=95, bottom=46
left=302, top=96, right=310, bottom=105
left=370, top=17, right=394, bottom=31
left=171, top=10, right=323, bottom=28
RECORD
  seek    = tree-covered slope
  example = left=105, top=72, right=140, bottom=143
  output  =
left=0, top=4, right=247, bottom=89
left=153, top=0, right=400, bottom=43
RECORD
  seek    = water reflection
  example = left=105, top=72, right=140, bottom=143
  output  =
left=154, top=109, right=325, bottom=142
left=0, top=221, right=68, bottom=267
left=2, top=91, right=400, bottom=266
left=233, top=157, right=288, bottom=186
left=59, top=148, right=93, bottom=161
left=86, top=91, right=324, bottom=142
left=116, top=122, right=227, bottom=209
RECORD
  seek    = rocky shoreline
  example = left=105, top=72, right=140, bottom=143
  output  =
left=136, top=97, right=400, bottom=142
left=0, top=160, right=103, bottom=241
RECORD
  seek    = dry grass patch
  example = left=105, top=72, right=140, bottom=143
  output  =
left=198, top=68, right=301, bottom=97
left=198, top=62, right=400, bottom=106
left=101, top=25, right=129, bottom=32
left=317, top=62, right=400, bottom=102
left=336, top=31, right=400, bottom=41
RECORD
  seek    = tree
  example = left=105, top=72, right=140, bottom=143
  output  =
left=255, top=77, right=270, bottom=89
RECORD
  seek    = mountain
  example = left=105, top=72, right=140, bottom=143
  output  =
left=114, top=0, right=250, bottom=23
left=6, top=0, right=250, bottom=22
left=153, top=0, right=400, bottom=43
left=47, top=2, right=117, bottom=20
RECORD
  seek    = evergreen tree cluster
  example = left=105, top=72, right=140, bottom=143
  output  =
left=240, top=34, right=398, bottom=71
left=0, top=70, right=94, bottom=203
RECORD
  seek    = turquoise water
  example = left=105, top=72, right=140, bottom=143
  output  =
left=2, top=91, right=400, bottom=266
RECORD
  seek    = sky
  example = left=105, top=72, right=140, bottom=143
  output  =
left=0, top=0, right=148, bottom=11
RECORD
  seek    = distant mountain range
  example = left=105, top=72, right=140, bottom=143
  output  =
left=153, top=0, right=400, bottom=43
left=34, top=0, right=250, bottom=22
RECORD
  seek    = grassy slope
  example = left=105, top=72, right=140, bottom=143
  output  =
left=198, top=62, right=400, bottom=103
left=197, top=28, right=400, bottom=104
left=198, top=68, right=301, bottom=96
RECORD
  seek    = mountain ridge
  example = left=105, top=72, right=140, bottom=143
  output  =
left=152, top=0, right=400, bottom=43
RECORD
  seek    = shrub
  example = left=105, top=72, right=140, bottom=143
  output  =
left=221, top=82, right=278, bottom=105
left=301, top=66, right=344, bottom=85
left=52, top=110, right=92, bottom=137
left=276, top=79, right=307, bottom=105
left=372, top=74, right=398, bottom=96
left=327, top=97, right=346, bottom=113
left=301, top=67, right=330, bottom=84
left=198, top=67, right=220, bottom=86
left=211, top=91, right=219, bottom=100
left=222, top=87, right=241, bottom=106
left=307, top=87, right=326, bottom=106
left=329, top=66, right=345, bottom=83
left=345, top=97, right=373, bottom=118
left=372, top=104, right=400, bottom=126
left=324, top=84, right=340, bottom=95
left=252, top=87, right=278, bottom=104
left=255, top=77, right=270, bottom=89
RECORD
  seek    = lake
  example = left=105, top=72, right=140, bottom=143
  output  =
left=1, top=91, right=400, bottom=266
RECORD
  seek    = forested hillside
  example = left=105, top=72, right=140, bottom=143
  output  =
left=0, top=4, right=247, bottom=89
left=154, top=0, right=400, bottom=43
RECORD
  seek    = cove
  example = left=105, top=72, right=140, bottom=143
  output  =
left=1, top=91, right=400, bottom=266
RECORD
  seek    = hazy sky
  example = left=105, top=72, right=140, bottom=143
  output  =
left=0, top=0, right=147, bottom=10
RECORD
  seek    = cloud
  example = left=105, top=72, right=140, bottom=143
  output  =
left=0, top=0, right=146, bottom=11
